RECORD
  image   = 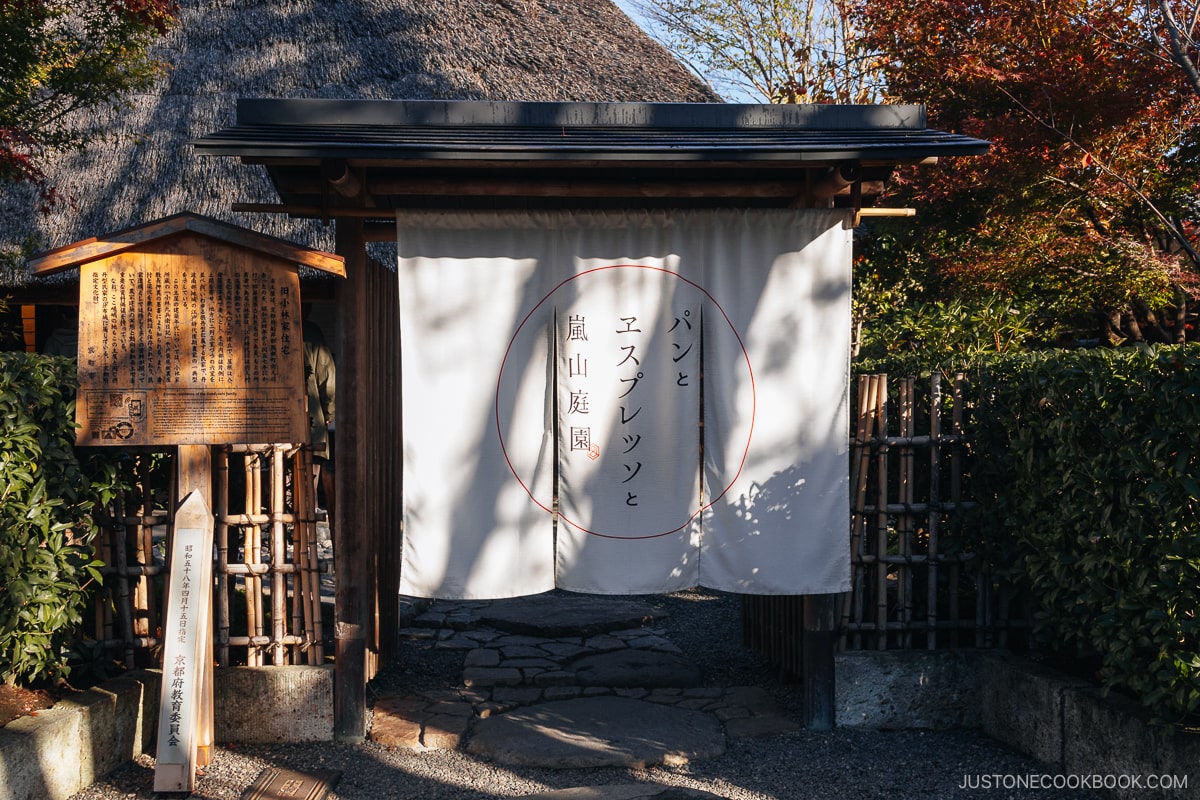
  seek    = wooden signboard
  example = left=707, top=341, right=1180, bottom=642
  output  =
left=75, top=238, right=306, bottom=445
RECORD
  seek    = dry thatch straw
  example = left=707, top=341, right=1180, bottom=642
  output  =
left=0, top=0, right=720, bottom=284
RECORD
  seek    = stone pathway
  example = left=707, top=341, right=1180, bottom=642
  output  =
left=369, top=595, right=799, bottom=768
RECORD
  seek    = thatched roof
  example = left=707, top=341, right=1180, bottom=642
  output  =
left=1, top=0, right=720, bottom=285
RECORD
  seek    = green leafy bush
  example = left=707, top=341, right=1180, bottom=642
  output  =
left=971, top=346, right=1200, bottom=726
left=0, top=352, right=117, bottom=685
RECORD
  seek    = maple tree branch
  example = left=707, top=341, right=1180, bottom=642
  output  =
left=985, top=76, right=1200, bottom=269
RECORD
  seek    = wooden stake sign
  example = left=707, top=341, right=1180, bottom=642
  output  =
left=153, top=490, right=215, bottom=793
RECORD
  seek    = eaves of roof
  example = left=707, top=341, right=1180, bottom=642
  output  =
left=191, top=99, right=990, bottom=218
left=193, top=99, right=990, bottom=164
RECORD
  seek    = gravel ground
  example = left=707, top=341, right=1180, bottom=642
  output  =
left=69, top=590, right=1104, bottom=800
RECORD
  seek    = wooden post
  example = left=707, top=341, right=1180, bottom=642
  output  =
left=178, top=445, right=214, bottom=768
left=153, top=472, right=214, bottom=793
left=802, top=593, right=836, bottom=730
left=334, top=217, right=367, bottom=741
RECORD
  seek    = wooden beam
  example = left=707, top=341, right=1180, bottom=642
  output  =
left=366, top=178, right=808, bottom=199
left=333, top=218, right=367, bottom=743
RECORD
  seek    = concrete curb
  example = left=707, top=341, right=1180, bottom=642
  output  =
left=0, top=665, right=333, bottom=800
left=977, top=651, right=1198, bottom=799
left=0, top=670, right=159, bottom=800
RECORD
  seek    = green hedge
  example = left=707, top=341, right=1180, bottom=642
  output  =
left=970, top=346, right=1200, bottom=726
left=0, top=352, right=118, bottom=686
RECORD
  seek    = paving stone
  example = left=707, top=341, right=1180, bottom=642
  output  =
left=582, top=635, right=627, bottom=652
left=501, top=644, right=554, bottom=659
left=373, top=695, right=429, bottom=716
left=572, top=649, right=703, bottom=688
left=492, top=686, right=545, bottom=705
left=494, top=634, right=553, bottom=648
left=540, top=641, right=589, bottom=659
left=463, top=667, right=523, bottom=688
left=423, top=713, right=472, bottom=749
left=713, top=705, right=750, bottom=721
left=502, top=657, right=560, bottom=669
left=479, top=594, right=668, bottom=638
left=369, top=708, right=423, bottom=749
left=414, top=611, right=446, bottom=627
left=467, top=697, right=725, bottom=768
left=475, top=701, right=509, bottom=718
left=457, top=689, right=492, bottom=703
left=534, top=670, right=578, bottom=688
left=626, top=635, right=682, bottom=654
left=398, top=627, right=437, bottom=640
left=464, top=648, right=501, bottom=667
left=678, top=698, right=719, bottom=711
left=435, top=635, right=478, bottom=651
left=443, top=612, right=479, bottom=631
left=519, top=787, right=729, bottom=800
left=428, top=700, right=474, bottom=717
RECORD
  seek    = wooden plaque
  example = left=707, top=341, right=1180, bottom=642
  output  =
left=75, top=236, right=307, bottom=445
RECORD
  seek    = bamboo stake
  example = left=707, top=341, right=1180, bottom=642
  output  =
left=131, top=459, right=150, bottom=645
left=926, top=372, right=942, bottom=650
left=271, top=446, right=287, bottom=665
left=899, top=377, right=915, bottom=649
left=842, top=374, right=878, bottom=650
left=304, top=449, right=325, bottom=663
left=288, top=454, right=304, bottom=664
left=874, top=374, right=890, bottom=650
left=950, top=375, right=965, bottom=647
left=94, top=509, right=117, bottom=666
left=215, top=448, right=230, bottom=667
left=114, top=510, right=136, bottom=670
left=244, top=452, right=262, bottom=666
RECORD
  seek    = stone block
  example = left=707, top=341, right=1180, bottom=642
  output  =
left=214, top=665, right=333, bottom=743
left=836, top=650, right=979, bottom=731
left=0, top=669, right=159, bottom=800
left=976, top=651, right=1088, bottom=766
left=1061, top=686, right=1199, bottom=799
left=0, top=705, right=82, bottom=800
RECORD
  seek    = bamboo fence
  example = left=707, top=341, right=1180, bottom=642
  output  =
left=89, top=443, right=327, bottom=670
left=742, top=373, right=1025, bottom=675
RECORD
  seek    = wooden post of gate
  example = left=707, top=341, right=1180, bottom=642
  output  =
left=26, top=214, right=345, bottom=792
left=802, top=593, right=836, bottom=730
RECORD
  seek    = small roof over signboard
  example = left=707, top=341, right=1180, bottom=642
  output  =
left=28, top=212, right=346, bottom=277
left=192, top=99, right=990, bottom=218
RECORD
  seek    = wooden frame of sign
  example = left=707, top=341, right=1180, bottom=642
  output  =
left=28, top=213, right=345, bottom=792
